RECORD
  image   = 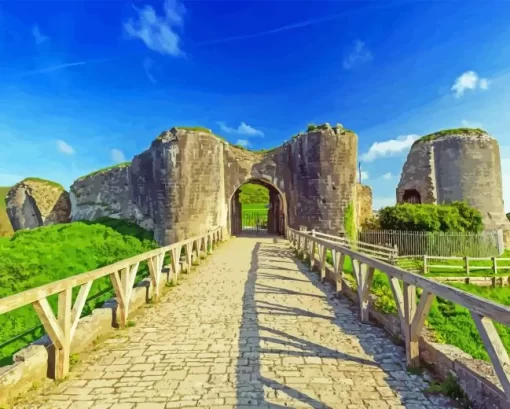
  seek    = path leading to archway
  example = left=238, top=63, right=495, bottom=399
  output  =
left=18, top=237, right=456, bottom=409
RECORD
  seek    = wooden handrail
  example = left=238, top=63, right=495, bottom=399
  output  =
left=0, top=226, right=224, bottom=380
left=313, top=231, right=397, bottom=253
left=287, top=227, right=510, bottom=400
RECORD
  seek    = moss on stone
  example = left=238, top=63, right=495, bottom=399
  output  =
left=21, top=177, right=65, bottom=190
left=414, top=128, right=488, bottom=145
left=175, top=126, right=212, bottom=133
left=77, top=162, right=131, bottom=180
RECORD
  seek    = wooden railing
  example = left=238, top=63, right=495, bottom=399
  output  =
left=423, top=255, right=510, bottom=275
left=287, top=227, right=510, bottom=400
left=307, top=230, right=398, bottom=263
left=0, top=227, right=223, bottom=380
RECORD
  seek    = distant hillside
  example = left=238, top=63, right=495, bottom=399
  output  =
left=239, top=183, right=269, bottom=204
left=0, top=186, right=13, bottom=237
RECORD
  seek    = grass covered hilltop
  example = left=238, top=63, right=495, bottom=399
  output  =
left=0, top=218, right=158, bottom=366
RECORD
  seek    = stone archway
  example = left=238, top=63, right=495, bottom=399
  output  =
left=402, top=189, right=421, bottom=204
left=229, top=178, right=287, bottom=236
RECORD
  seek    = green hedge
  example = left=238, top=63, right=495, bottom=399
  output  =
left=379, top=202, right=483, bottom=232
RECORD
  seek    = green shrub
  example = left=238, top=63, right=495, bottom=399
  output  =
left=378, top=202, right=483, bottom=233
left=239, top=183, right=269, bottom=205
left=0, top=218, right=157, bottom=366
left=344, top=201, right=356, bottom=240
left=307, top=124, right=317, bottom=132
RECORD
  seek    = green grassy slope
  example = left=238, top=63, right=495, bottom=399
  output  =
left=0, top=218, right=157, bottom=365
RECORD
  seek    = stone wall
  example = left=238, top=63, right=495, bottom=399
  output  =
left=70, top=124, right=359, bottom=244
left=6, top=178, right=71, bottom=231
left=356, top=184, right=373, bottom=227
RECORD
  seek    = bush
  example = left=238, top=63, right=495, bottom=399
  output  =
left=378, top=202, right=483, bottom=233
left=307, top=124, right=317, bottom=132
left=239, top=183, right=269, bottom=204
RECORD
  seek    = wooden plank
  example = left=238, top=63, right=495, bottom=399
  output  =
left=403, top=283, right=418, bottom=368
left=359, top=263, right=374, bottom=323
left=288, top=230, right=510, bottom=325
left=110, top=271, right=127, bottom=327
left=319, top=245, right=327, bottom=280
left=56, top=289, right=72, bottom=379
left=147, top=255, right=162, bottom=301
left=411, top=290, right=435, bottom=338
left=388, top=276, right=405, bottom=335
left=32, top=298, right=64, bottom=350
left=126, top=262, right=140, bottom=304
left=170, top=247, right=179, bottom=284
left=333, top=251, right=344, bottom=293
left=70, top=281, right=93, bottom=339
left=471, top=313, right=510, bottom=400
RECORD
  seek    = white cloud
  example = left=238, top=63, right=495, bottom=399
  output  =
left=56, top=140, right=75, bottom=155
left=111, top=148, right=126, bottom=163
left=382, top=172, right=393, bottom=180
left=32, top=25, right=49, bottom=45
left=373, top=197, right=395, bottom=210
left=479, top=78, right=489, bottom=90
left=451, top=71, right=490, bottom=98
left=343, top=39, right=372, bottom=70
left=123, top=0, right=185, bottom=56
left=143, top=57, right=157, bottom=84
left=217, top=121, right=264, bottom=137
left=461, top=119, right=484, bottom=129
left=361, top=134, right=418, bottom=162
left=235, top=139, right=250, bottom=147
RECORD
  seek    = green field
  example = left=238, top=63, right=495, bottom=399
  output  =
left=314, top=250, right=510, bottom=363
left=0, top=218, right=158, bottom=366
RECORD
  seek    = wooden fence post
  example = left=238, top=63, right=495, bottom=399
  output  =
left=423, top=255, right=428, bottom=274
left=352, top=260, right=374, bottom=323
left=319, top=245, right=327, bottom=281
left=465, top=256, right=470, bottom=276
left=493, top=257, right=498, bottom=276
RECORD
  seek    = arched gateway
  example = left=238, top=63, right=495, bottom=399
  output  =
left=69, top=124, right=367, bottom=245
left=230, top=178, right=287, bottom=236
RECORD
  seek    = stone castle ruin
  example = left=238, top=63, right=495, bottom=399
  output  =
left=60, top=124, right=362, bottom=244
left=397, top=128, right=510, bottom=237
left=6, top=125, right=509, bottom=246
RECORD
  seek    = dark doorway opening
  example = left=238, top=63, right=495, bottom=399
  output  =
left=230, top=180, right=286, bottom=236
left=402, top=189, right=422, bottom=204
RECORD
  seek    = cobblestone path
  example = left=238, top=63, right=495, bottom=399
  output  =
left=19, top=237, right=456, bottom=409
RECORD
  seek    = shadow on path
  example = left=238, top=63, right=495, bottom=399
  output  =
left=236, top=238, right=456, bottom=408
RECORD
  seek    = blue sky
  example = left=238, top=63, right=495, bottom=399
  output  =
left=1, top=0, right=510, bottom=210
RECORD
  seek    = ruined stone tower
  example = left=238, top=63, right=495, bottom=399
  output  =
left=397, top=128, right=510, bottom=235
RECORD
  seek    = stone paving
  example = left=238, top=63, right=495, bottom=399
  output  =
left=17, top=237, right=456, bottom=409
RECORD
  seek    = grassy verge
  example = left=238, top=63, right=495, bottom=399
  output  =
left=0, top=218, right=158, bottom=366
left=300, top=249, right=510, bottom=362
